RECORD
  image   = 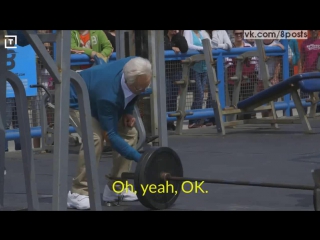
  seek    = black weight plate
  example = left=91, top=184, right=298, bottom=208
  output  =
left=314, top=188, right=320, bottom=211
left=314, top=189, right=316, bottom=211
left=311, top=169, right=320, bottom=211
left=134, top=147, right=183, bottom=210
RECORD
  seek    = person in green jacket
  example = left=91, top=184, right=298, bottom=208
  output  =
left=70, top=30, right=113, bottom=69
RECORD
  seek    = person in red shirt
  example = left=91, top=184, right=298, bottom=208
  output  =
left=299, top=30, right=320, bottom=112
left=300, top=30, right=320, bottom=73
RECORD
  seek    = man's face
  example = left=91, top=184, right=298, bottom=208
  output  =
left=128, top=74, right=151, bottom=94
left=234, top=30, right=244, bottom=42
left=168, top=30, right=178, bottom=35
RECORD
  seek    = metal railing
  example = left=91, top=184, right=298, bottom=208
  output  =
left=6, top=40, right=304, bottom=140
left=70, top=41, right=292, bottom=123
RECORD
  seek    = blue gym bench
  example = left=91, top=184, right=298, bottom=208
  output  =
left=236, top=72, right=320, bottom=133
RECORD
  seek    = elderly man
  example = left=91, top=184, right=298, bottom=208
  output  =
left=67, top=56, right=152, bottom=210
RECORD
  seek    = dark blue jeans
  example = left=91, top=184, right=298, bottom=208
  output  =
left=189, top=69, right=213, bottom=125
left=5, top=98, right=21, bottom=151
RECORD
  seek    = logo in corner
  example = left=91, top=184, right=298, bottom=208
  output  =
left=5, top=35, right=17, bottom=49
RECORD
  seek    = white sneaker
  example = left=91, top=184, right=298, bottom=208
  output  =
left=102, top=185, right=138, bottom=202
left=67, top=191, right=90, bottom=210
left=122, top=188, right=138, bottom=202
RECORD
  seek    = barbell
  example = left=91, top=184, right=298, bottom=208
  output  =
left=110, top=147, right=320, bottom=211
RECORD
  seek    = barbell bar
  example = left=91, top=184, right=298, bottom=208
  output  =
left=109, top=147, right=320, bottom=211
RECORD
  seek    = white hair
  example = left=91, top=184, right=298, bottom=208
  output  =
left=123, top=57, right=152, bottom=85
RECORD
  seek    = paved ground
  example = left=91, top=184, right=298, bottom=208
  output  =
left=2, top=116, right=320, bottom=211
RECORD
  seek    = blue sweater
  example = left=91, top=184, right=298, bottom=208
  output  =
left=69, top=56, right=141, bottom=162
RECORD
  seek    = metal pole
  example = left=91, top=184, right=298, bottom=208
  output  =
left=115, top=30, right=126, bottom=59
left=22, top=30, right=71, bottom=210
left=128, top=30, right=135, bottom=56
left=51, top=30, right=71, bottom=210
left=6, top=70, right=40, bottom=210
left=148, top=31, right=158, bottom=144
left=148, top=30, right=168, bottom=147
left=70, top=71, right=102, bottom=210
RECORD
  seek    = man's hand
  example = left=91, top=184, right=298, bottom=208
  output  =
left=211, top=39, right=219, bottom=48
left=274, top=43, right=284, bottom=50
left=172, top=47, right=180, bottom=53
left=90, top=51, right=97, bottom=58
left=94, top=52, right=108, bottom=63
left=123, top=114, right=136, bottom=127
left=71, top=49, right=85, bottom=54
